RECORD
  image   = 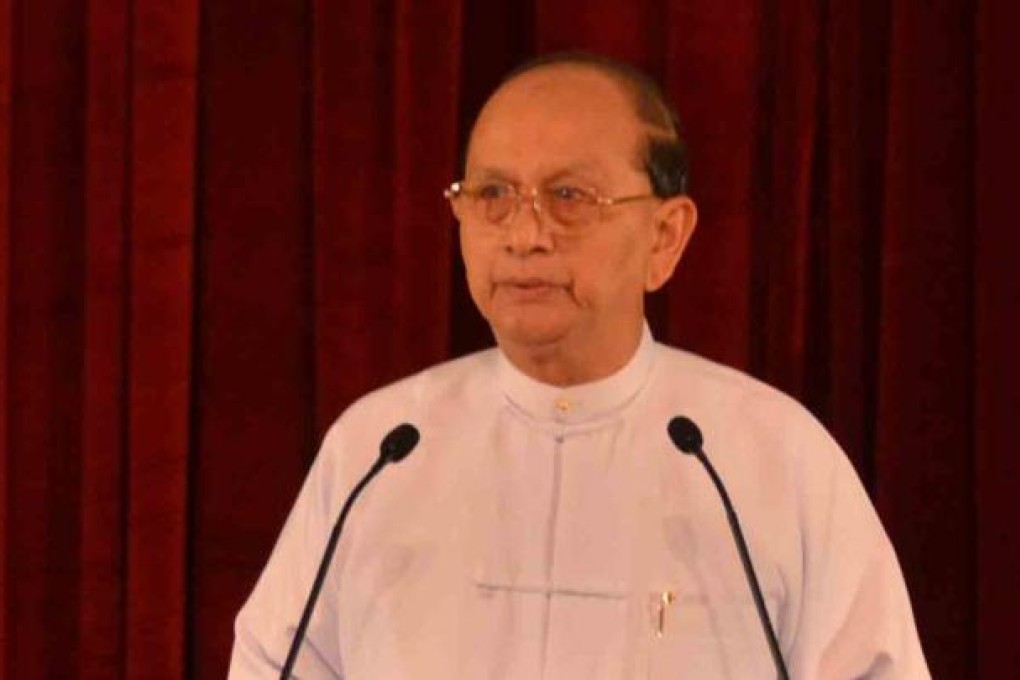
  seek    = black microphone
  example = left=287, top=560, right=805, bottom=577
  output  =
left=667, top=416, right=790, bottom=680
left=279, top=423, right=421, bottom=679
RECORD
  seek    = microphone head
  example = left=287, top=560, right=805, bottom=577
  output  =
left=380, top=423, right=420, bottom=463
left=667, top=416, right=704, bottom=455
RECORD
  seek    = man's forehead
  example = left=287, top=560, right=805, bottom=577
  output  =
left=477, top=64, right=634, bottom=125
left=465, top=65, right=643, bottom=164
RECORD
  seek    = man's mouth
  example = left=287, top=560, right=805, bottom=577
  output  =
left=495, top=278, right=565, bottom=300
left=504, top=278, right=556, bottom=289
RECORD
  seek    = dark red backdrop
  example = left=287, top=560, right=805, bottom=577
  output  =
left=2, top=0, right=1018, bottom=677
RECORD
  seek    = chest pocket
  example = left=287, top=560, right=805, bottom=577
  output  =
left=473, top=571, right=635, bottom=679
left=638, top=587, right=781, bottom=680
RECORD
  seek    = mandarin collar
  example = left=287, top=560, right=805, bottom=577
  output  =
left=496, top=324, right=657, bottom=427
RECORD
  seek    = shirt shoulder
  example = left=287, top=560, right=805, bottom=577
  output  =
left=652, top=342, right=809, bottom=417
left=345, top=347, right=499, bottom=421
left=315, top=349, right=500, bottom=471
left=648, top=342, right=846, bottom=474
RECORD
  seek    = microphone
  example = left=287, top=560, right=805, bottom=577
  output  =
left=279, top=423, right=421, bottom=679
left=667, top=416, right=790, bottom=680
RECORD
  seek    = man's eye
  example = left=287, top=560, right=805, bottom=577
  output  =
left=477, top=184, right=511, bottom=200
left=548, top=186, right=592, bottom=203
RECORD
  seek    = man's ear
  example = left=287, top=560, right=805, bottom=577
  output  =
left=645, top=196, right=697, bottom=292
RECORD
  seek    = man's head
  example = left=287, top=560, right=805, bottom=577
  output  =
left=451, top=53, right=698, bottom=384
left=496, top=52, right=690, bottom=199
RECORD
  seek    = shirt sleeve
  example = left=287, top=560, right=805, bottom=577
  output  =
left=786, top=424, right=930, bottom=679
left=228, top=428, right=347, bottom=679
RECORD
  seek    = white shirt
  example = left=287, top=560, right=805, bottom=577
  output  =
left=229, top=329, right=929, bottom=678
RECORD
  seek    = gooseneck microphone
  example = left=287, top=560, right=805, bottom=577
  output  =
left=279, top=423, right=421, bottom=679
left=667, top=416, right=790, bottom=680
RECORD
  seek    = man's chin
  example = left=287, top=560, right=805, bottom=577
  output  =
left=490, top=316, right=572, bottom=352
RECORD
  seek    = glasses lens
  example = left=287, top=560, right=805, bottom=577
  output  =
left=472, top=184, right=514, bottom=224
left=543, top=186, right=598, bottom=227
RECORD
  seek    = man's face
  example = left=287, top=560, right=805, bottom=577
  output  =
left=459, top=66, right=684, bottom=363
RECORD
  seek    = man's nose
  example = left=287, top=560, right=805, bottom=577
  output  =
left=509, top=188, right=544, bottom=223
left=524, top=189, right=543, bottom=220
left=504, top=189, right=552, bottom=254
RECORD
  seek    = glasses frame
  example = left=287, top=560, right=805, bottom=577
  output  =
left=443, top=180, right=658, bottom=231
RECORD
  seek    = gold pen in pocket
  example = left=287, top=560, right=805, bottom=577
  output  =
left=651, top=590, right=676, bottom=639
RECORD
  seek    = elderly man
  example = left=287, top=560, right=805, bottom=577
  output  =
left=229, top=53, right=929, bottom=678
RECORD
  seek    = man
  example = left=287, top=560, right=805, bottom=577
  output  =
left=229, top=53, right=929, bottom=678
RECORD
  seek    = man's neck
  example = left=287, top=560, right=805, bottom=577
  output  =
left=496, top=323, right=645, bottom=387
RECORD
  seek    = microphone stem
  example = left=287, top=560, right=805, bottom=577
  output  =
left=279, top=456, right=388, bottom=679
left=695, top=450, right=791, bottom=680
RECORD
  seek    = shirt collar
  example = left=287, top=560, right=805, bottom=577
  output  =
left=496, top=324, right=657, bottom=426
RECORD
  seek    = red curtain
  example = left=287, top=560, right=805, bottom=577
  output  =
left=2, top=1, right=1017, bottom=677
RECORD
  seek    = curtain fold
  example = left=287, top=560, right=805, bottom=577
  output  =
left=974, top=3, right=1020, bottom=676
left=874, top=4, right=977, bottom=677
left=817, top=0, right=889, bottom=479
left=661, top=1, right=758, bottom=371
left=1, top=0, right=1015, bottom=676
left=311, top=0, right=460, bottom=430
left=80, top=0, right=129, bottom=676
left=6, top=0, right=86, bottom=675
left=190, top=0, right=313, bottom=673
left=0, top=0, right=11, bottom=669
left=124, top=2, right=199, bottom=677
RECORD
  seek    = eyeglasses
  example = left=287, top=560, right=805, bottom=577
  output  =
left=443, top=180, right=657, bottom=234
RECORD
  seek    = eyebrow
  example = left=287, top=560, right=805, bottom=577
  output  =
left=466, top=166, right=515, bottom=182
left=466, top=161, right=608, bottom=184
left=545, top=165, right=607, bottom=185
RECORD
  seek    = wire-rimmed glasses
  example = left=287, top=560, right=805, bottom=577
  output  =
left=444, top=180, right=657, bottom=234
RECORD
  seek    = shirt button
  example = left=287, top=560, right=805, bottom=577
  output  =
left=554, top=397, right=572, bottom=413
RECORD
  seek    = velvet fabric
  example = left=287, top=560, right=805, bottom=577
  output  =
left=1, top=1, right=1017, bottom=676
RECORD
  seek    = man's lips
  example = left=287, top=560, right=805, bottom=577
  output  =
left=494, top=278, right=567, bottom=300
left=499, top=278, right=563, bottom=289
